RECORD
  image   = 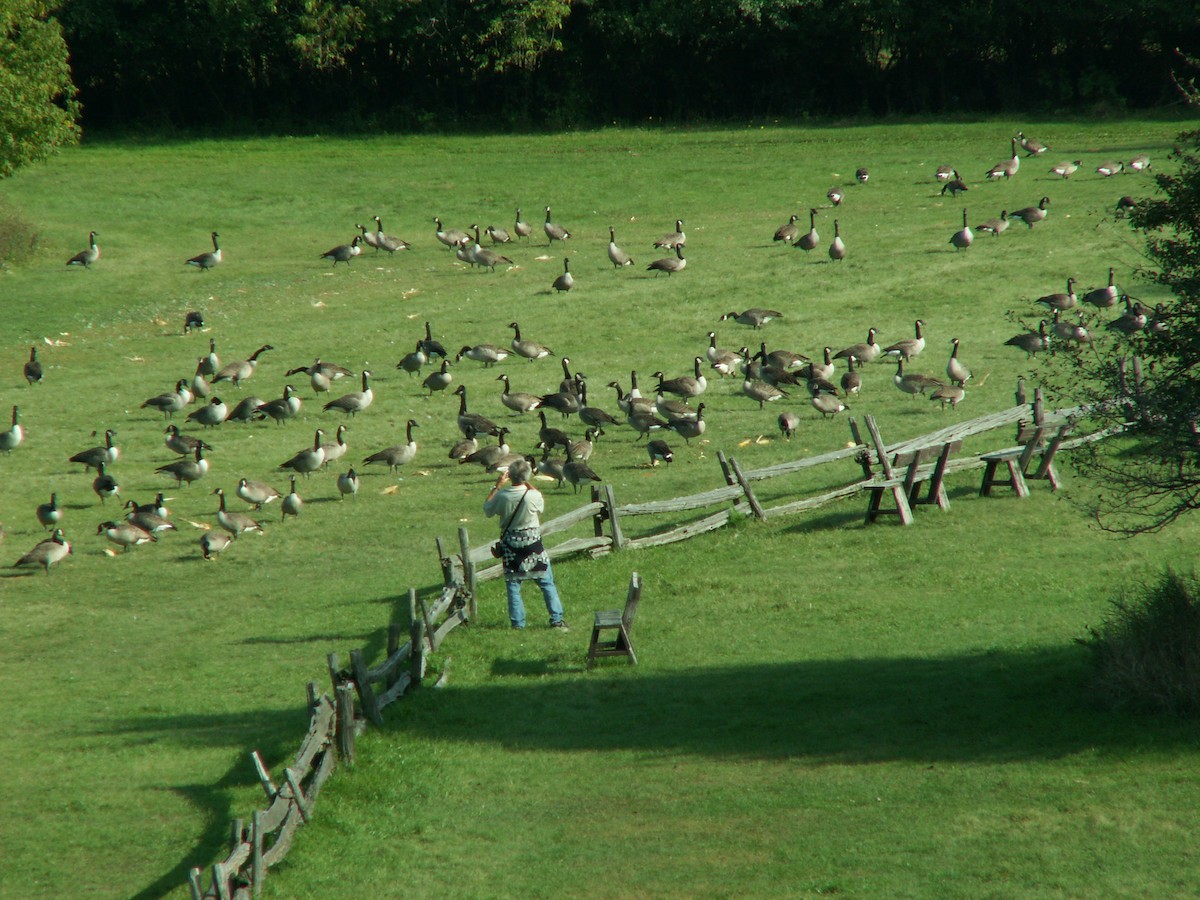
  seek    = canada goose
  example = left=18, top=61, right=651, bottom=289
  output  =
left=1017, top=132, right=1047, bottom=156
left=810, top=388, right=848, bottom=419
left=396, top=341, right=428, bottom=376
left=92, top=461, right=120, bottom=503
left=627, top=408, right=670, bottom=441
left=569, top=427, right=603, bottom=463
left=422, top=360, right=453, bottom=395
left=552, top=257, right=574, bottom=292
left=497, top=374, right=542, bottom=414
left=1106, top=296, right=1148, bottom=336
left=514, top=208, right=533, bottom=241
left=826, top=186, right=844, bottom=206
left=646, top=439, right=674, bottom=467
left=420, top=321, right=448, bottom=360
left=156, top=444, right=209, bottom=486
left=123, top=500, right=176, bottom=535
left=930, top=384, right=966, bottom=409
left=669, top=403, right=707, bottom=444
left=893, top=360, right=943, bottom=397
left=793, top=209, right=819, bottom=252
left=710, top=345, right=749, bottom=378
left=607, top=381, right=654, bottom=416
left=1146, top=304, right=1170, bottom=336
left=607, top=226, right=634, bottom=267
left=14, top=529, right=72, bottom=574
left=537, top=382, right=580, bottom=416
left=456, top=344, right=510, bottom=367
left=280, top=429, right=326, bottom=477
left=362, top=420, right=420, bottom=474
left=36, top=493, right=62, bottom=530
left=742, top=376, right=786, bottom=409
left=542, top=205, right=572, bottom=246
left=940, top=170, right=968, bottom=196
left=201, top=531, right=233, bottom=560
left=214, top=344, right=273, bottom=388
left=468, top=226, right=513, bottom=272
left=536, top=410, right=572, bottom=451
left=337, top=468, right=360, bottom=501
left=320, top=423, right=350, bottom=466
left=213, top=488, right=262, bottom=537
left=774, top=214, right=800, bottom=243
left=976, top=210, right=1009, bottom=237
left=460, top=428, right=512, bottom=470
left=1036, top=277, right=1078, bottom=311
left=883, top=320, right=926, bottom=361
left=449, top=427, right=479, bottom=462
left=1005, top=321, right=1050, bottom=357
left=856, top=167, right=870, bottom=183
left=373, top=215, right=411, bottom=253
left=654, top=219, right=685, bottom=250
left=840, top=358, right=862, bottom=396
left=563, top=445, right=602, bottom=493
left=282, top=476, right=303, bottom=521
left=834, top=327, right=881, bottom=368
left=257, top=385, right=301, bottom=424
left=226, top=396, right=267, bottom=424
left=777, top=411, right=801, bottom=440
left=986, top=137, right=1020, bottom=180
left=69, top=429, right=119, bottom=471
left=356, top=223, right=382, bottom=252
left=24, top=347, right=43, bottom=385
left=1095, top=161, right=1123, bottom=177
left=806, top=347, right=836, bottom=382
left=434, top=217, right=469, bottom=249
left=647, top=244, right=687, bottom=276
left=946, top=338, right=972, bottom=386
left=828, top=220, right=846, bottom=261
left=142, top=381, right=192, bottom=418
left=1050, top=310, right=1089, bottom=345
left=236, top=477, right=281, bottom=509
left=1127, top=154, right=1151, bottom=173
left=950, top=208, right=973, bottom=251
left=1081, top=268, right=1119, bottom=309
left=1050, top=160, right=1081, bottom=179
left=576, top=383, right=621, bottom=428
left=323, top=370, right=374, bottom=416
left=67, top=230, right=100, bottom=267
left=319, top=235, right=361, bottom=265
left=186, top=231, right=222, bottom=270
left=191, top=357, right=211, bottom=399
left=934, top=164, right=955, bottom=183
left=486, top=224, right=512, bottom=244
left=98, top=520, right=156, bottom=552
left=198, top=337, right=219, bottom=376
left=1116, top=195, right=1137, bottom=217
left=721, top=308, right=783, bottom=329
left=1010, top=197, right=1051, bottom=228
left=655, top=359, right=706, bottom=398
left=187, top=396, right=228, bottom=428
left=508, top=322, right=553, bottom=361
left=0, top=405, right=22, bottom=454
left=456, top=235, right=476, bottom=267
left=453, top=386, right=500, bottom=437
left=655, top=389, right=697, bottom=423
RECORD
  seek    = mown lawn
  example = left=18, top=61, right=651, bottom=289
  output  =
left=0, top=118, right=1196, bottom=898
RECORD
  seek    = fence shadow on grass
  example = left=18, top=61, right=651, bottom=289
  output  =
left=400, top=646, right=1200, bottom=763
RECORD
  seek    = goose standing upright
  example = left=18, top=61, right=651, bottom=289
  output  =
left=654, top=219, right=685, bottom=250
left=1036, top=277, right=1078, bottom=311
left=509, top=322, right=553, bottom=361
left=950, top=208, right=973, bottom=251
left=497, top=374, right=542, bottom=414
left=434, top=217, right=469, bottom=249
left=420, top=321, right=449, bottom=360
left=36, top=493, right=62, bottom=530
left=0, top=406, right=24, bottom=453
left=92, top=461, right=120, bottom=504
left=544, top=206, right=571, bottom=246
left=607, top=226, right=634, bottom=267
left=320, top=423, right=350, bottom=466
left=1010, top=197, right=1051, bottom=229
left=552, top=257, right=574, bottom=292
left=199, top=338, right=220, bottom=377
left=374, top=215, right=411, bottom=253
left=356, top=223, right=382, bottom=252
left=186, top=232, right=222, bottom=270
left=337, top=468, right=360, bottom=501
left=280, top=429, right=326, bottom=477
left=142, top=381, right=192, bottom=419
left=834, top=327, right=881, bottom=368
left=453, top=386, right=499, bottom=437
left=793, top=209, right=819, bottom=253
left=362, top=420, right=420, bottom=473
left=14, top=529, right=72, bottom=574
left=155, top=444, right=209, bottom=487
left=257, top=385, right=302, bottom=424
left=186, top=396, right=228, bottom=428
left=828, top=219, right=846, bottom=261
left=319, top=235, right=361, bottom=265
left=396, top=341, right=428, bottom=377
left=67, top=231, right=100, bottom=267
left=213, top=488, right=263, bottom=538
left=1081, top=268, right=1119, bottom=309
left=1004, top=321, right=1050, bottom=357
left=282, top=476, right=303, bottom=521
left=946, top=338, right=972, bottom=387
left=883, top=320, right=926, bottom=361
left=514, top=208, right=533, bottom=241
left=323, top=370, right=374, bottom=416
left=422, top=360, right=453, bottom=395
left=23, top=347, right=43, bottom=385
left=774, top=214, right=800, bottom=244
left=69, top=429, right=119, bottom=471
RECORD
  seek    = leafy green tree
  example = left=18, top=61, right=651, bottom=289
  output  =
left=0, top=0, right=79, bottom=177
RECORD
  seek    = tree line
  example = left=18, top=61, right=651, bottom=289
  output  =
left=50, top=0, right=1200, bottom=130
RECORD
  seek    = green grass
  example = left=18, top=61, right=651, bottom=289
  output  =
left=0, top=118, right=1197, bottom=898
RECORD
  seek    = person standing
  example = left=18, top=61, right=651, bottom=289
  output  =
left=484, top=458, right=568, bottom=630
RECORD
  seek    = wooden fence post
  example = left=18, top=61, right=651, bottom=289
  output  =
left=727, top=456, right=766, bottom=520
left=349, top=649, right=383, bottom=727
left=251, top=809, right=265, bottom=898
left=326, top=652, right=342, bottom=696
left=716, top=450, right=735, bottom=486
left=250, top=751, right=278, bottom=803
left=410, top=615, right=425, bottom=686
left=603, top=484, right=625, bottom=550
left=386, top=623, right=403, bottom=689
left=335, top=682, right=356, bottom=766
left=591, top=485, right=605, bottom=537
left=458, top=526, right=476, bottom=619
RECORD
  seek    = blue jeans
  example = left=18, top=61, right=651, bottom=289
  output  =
left=506, top=563, right=564, bottom=628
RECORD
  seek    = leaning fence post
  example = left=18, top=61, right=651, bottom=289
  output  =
left=349, top=649, right=383, bottom=727
left=335, top=682, right=356, bottom=766
left=326, top=652, right=341, bottom=696
left=727, top=456, right=766, bottom=520
left=716, top=450, right=735, bottom=486
left=386, top=623, right=403, bottom=689
left=603, top=484, right=625, bottom=550
left=591, top=485, right=605, bottom=537
left=457, top=526, right=476, bottom=619
left=410, top=597, right=426, bottom=687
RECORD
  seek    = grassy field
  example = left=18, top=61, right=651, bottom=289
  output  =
left=1, top=118, right=1198, bottom=898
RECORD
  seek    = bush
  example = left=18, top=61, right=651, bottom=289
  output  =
left=0, top=200, right=41, bottom=267
left=1081, top=569, right=1200, bottom=716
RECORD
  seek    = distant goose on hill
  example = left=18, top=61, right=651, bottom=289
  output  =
left=363, top=420, right=420, bottom=474
left=721, top=308, right=783, bottom=329
left=36, top=493, right=62, bottom=530
left=834, top=327, right=881, bottom=368
left=514, top=208, right=533, bottom=241
left=1010, top=197, right=1051, bottom=228
left=457, top=344, right=510, bottom=367
left=422, top=360, right=452, bottom=395
left=654, top=219, right=685, bottom=250
left=374, top=215, right=411, bottom=253
left=647, top=244, right=686, bottom=276
left=946, top=338, right=972, bottom=387
left=337, top=468, right=360, bottom=501
left=155, top=445, right=209, bottom=487
left=69, top=429, right=119, bottom=471
left=282, top=476, right=303, bottom=522
left=828, top=219, right=846, bottom=261
left=236, top=477, right=281, bottom=509
left=773, top=214, right=800, bottom=244
left=454, top=386, right=500, bottom=437
left=552, top=257, right=574, bottom=292
left=1036, top=277, right=1078, bottom=311
left=280, top=429, right=326, bottom=477
left=186, top=396, right=228, bottom=428
left=1005, top=321, right=1050, bottom=357
left=793, top=209, right=819, bottom=253
left=1017, top=132, right=1048, bottom=156
left=1050, top=160, right=1081, bottom=179
left=940, top=170, right=968, bottom=197
left=323, top=370, right=374, bottom=416
left=14, top=529, right=72, bottom=574
left=976, top=210, right=1009, bottom=237
left=485, top=224, right=512, bottom=244
left=949, top=208, right=973, bottom=250
left=200, top=531, right=232, bottom=560
left=186, top=231, right=222, bottom=270
left=67, top=231, right=100, bottom=268
left=544, top=206, right=571, bottom=246
left=434, top=217, right=470, bottom=249
left=320, top=423, right=350, bottom=466
left=319, top=235, right=361, bottom=265
left=92, top=461, right=120, bottom=503
left=98, top=520, right=155, bottom=552
left=509, top=322, right=553, bottom=361
left=608, top=226, right=634, bottom=267
left=213, top=488, right=262, bottom=538
left=986, top=137, right=1020, bottom=180
left=883, top=320, right=926, bottom=362
left=356, top=223, right=382, bottom=251
left=142, top=380, right=191, bottom=418
left=396, top=341, right=428, bottom=377
left=1081, top=267, right=1119, bottom=309
left=24, top=346, right=43, bottom=384
left=497, top=374, right=542, bottom=415
left=257, top=385, right=301, bottom=424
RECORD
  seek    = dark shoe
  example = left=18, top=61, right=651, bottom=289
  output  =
left=550, top=620, right=569, bottom=632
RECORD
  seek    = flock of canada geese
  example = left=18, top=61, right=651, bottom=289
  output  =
left=7, top=131, right=1156, bottom=572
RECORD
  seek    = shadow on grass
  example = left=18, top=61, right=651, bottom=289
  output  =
left=397, top=646, right=1200, bottom=762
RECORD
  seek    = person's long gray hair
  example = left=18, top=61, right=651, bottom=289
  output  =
left=508, top=458, right=533, bottom=485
